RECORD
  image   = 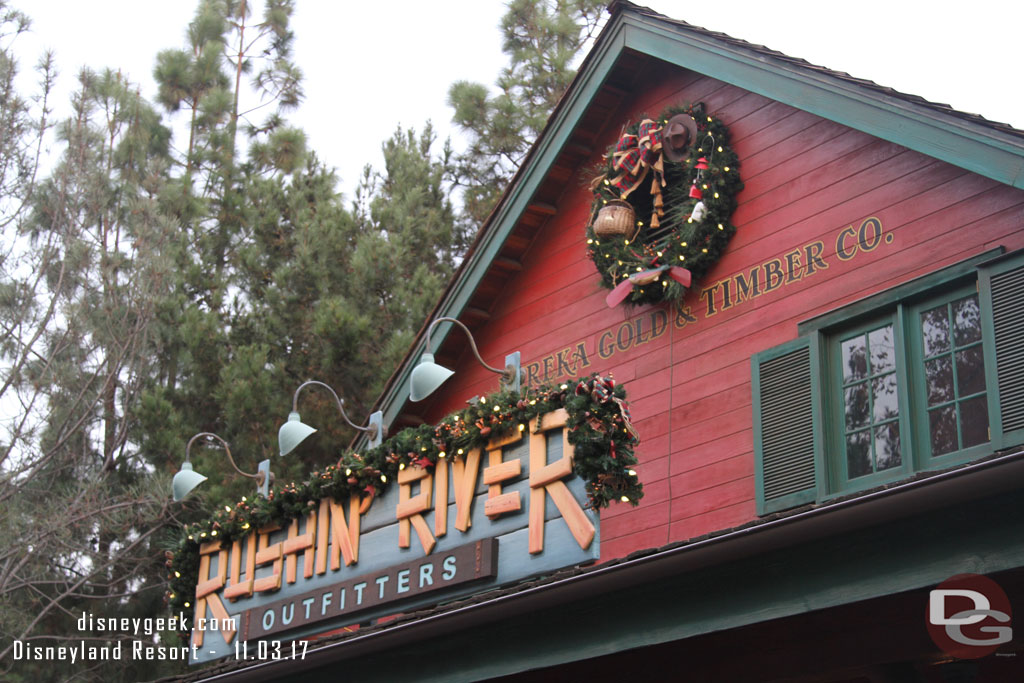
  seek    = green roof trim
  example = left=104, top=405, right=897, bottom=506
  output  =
left=619, top=11, right=1024, bottom=189
left=368, top=4, right=1024, bottom=437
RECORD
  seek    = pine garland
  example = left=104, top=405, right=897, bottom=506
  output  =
left=587, top=102, right=743, bottom=306
left=164, top=374, right=642, bottom=635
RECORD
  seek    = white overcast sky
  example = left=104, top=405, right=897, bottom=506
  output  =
left=14, top=1, right=1024, bottom=200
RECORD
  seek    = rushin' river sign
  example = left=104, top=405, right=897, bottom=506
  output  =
left=189, top=409, right=600, bottom=664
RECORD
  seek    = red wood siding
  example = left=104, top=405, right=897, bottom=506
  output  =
left=417, top=65, right=1024, bottom=563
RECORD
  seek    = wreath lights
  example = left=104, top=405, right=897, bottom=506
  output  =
left=586, top=102, right=742, bottom=307
left=164, top=374, right=642, bottom=634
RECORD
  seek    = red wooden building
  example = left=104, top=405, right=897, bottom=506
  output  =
left=179, top=2, right=1024, bottom=680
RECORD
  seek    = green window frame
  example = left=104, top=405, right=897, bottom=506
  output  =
left=754, top=247, right=1024, bottom=515
left=827, top=313, right=911, bottom=492
left=908, top=286, right=991, bottom=465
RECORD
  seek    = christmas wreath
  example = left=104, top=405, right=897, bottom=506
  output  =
left=163, top=374, right=642, bottom=635
left=586, top=102, right=742, bottom=308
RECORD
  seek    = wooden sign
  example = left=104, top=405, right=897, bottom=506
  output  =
left=188, top=410, right=600, bottom=664
left=241, top=539, right=497, bottom=640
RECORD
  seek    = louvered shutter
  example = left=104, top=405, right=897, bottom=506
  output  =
left=753, top=338, right=819, bottom=514
left=979, top=252, right=1024, bottom=448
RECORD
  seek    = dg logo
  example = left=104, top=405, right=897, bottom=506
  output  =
left=927, top=574, right=1013, bottom=659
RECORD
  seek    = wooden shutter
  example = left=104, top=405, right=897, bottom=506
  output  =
left=980, top=251, right=1024, bottom=448
left=753, top=338, right=819, bottom=514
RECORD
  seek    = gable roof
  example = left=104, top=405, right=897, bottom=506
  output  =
left=365, top=0, right=1024, bottom=441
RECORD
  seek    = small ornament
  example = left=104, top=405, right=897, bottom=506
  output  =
left=662, top=114, right=698, bottom=162
left=593, top=199, right=638, bottom=239
left=688, top=183, right=703, bottom=199
left=690, top=201, right=707, bottom=222
left=694, top=156, right=709, bottom=171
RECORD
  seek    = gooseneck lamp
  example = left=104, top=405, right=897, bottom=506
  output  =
left=410, top=316, right=523, bottom=402
left=172, top=432, right=273, bottom=501
left=278, top=380, right=385, bottom=456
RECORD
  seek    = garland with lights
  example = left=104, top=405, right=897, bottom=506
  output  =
left=164, top=374, right=642, bottom=635
left=586, top=102, right=742, bottom=307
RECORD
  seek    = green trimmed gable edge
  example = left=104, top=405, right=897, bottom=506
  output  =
left=369, top=4, right=1024, bottom=441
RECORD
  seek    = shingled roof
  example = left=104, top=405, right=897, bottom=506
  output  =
left=618, top=1, right=1024, bottom=141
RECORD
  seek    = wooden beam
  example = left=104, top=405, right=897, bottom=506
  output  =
left=527, top=201, right=557, bottom=216
left=493, top=257, right=523, bottom=271
left=503, top=234, right=531, bottom=251
left=564, top=141, right=593, bottom=157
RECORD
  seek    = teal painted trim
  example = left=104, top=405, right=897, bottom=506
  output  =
left=823, top=311, right=915, bottom=494
left=280, top=490, right=1024, bottom=683
left=752, top=337, right=818, bottom=515
left=619, top=14, right=1024, bottom=189
left=797, top=247, right=1004, bottom=335
left=816, top=275, right=1004, bottom=503
left=905, top=283, right=991, bottom=466
left=979, top=249, right=1024, bottom=450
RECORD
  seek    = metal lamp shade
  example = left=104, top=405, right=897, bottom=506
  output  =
left=410, top=353, right=454, bottom=402
left=172, top=462, right=208, bottom=502
left=278, top=411, right=317, bottom=456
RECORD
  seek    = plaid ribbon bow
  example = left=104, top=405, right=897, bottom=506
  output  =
left=605, top=119, right=667, bottom=228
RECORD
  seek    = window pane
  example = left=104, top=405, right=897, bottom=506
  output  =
left=952, top=295, right=982, bottom=346
left=956, top=346, right=985, bottom=397
left=874, top=423, right=901, bottom=470
left=872, top=373, right=899, bottom=421
left=842, top=336, right=867, bottom=382
left=929, top=406, right=958, bottom=456
left=925, top=356, right=954, bottom=406
left=869, top=325, right=896, bottom=373
left=921, top=304, right=950, bottom=357
left=845, top=383, right=869, bottom=430
left=847, top=430, right=871, bottom=479
left=960, top=396, right=989, bottom=448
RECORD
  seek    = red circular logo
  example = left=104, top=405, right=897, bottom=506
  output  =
left=927, top=574, right=1012, bottom=659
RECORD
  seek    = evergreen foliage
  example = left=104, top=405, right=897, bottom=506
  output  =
left=0, top=1, right=604, bottom=678
left=448, top=0, right=604, bottom=226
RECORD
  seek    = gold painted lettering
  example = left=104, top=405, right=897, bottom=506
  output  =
left=700, top=282, right=721, bottom=316
left=733, top=267, right=761, bottom=304
left=858, top=217, right=883, bottom=252
left=836, top=224, right=858, bottom=260
left=784, top=248, right=804, bottom=284
left=804, top=241, right=828, bottom=277
left=597, top=331, right=616, bottom=359
left=572, top=342, right=591, bottom=370
left=763, top=258, right=785, bottom=292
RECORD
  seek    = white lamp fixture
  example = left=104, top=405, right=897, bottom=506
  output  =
left=172, top=432, right=272, bottom=501
left=410, top=316, right=522, bottom=402
left=278, top=380, right=385, bottom=456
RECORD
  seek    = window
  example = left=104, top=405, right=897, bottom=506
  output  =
left=754, top=249, right=1024, bottom=514
left=835, top=319, right=903, bottom=483
left=915, top=291, right=989, bottom=458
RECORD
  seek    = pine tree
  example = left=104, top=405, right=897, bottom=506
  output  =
left=448, top=0, right=605, bottom=226
left=0, top=62, right=180, bottom=681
